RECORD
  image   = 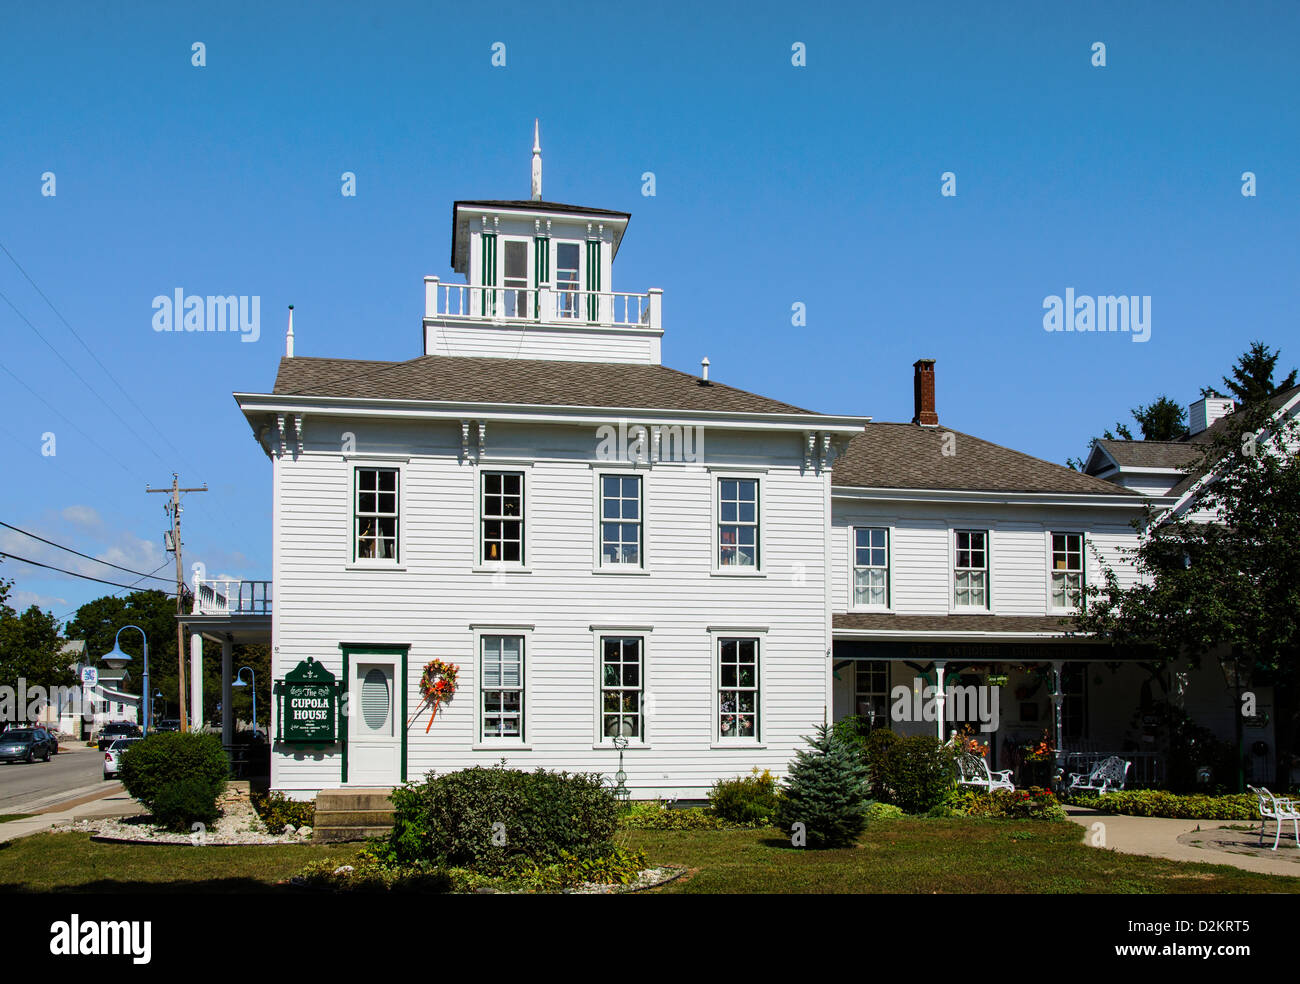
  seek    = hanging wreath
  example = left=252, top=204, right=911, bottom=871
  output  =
left=417, top=659, right=459, bottom=732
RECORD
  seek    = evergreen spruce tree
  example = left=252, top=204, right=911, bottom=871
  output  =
left=774, top=723, right=870, bottom=849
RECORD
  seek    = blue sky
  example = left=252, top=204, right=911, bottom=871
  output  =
left=1, top=0, right=1296, bottom=621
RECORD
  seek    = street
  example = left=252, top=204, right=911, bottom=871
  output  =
left=0, top=744, right=119, bottom=815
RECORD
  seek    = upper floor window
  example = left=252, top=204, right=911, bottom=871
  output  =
left=1050, top=532, right=1084, bottom=609
left=853, top=527, right=889, bottom=607
left=718, top=638, right=759, bottom=740
left=355, top=467, right=398, bottom=561
left=556, top=242, right=581, bottom=319
left=953, top=530, right=988, bottom=609
left=718, top=478, right=759, bottom=568
left=600, top=475, right=642, bottom=566
left=482, top=472, right=524, bottom=564
left=502, top=239, right=529, bottom=318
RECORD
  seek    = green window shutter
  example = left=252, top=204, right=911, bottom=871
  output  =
left=533, top=236, right=549, bottom=318
left=586, top=240, right=601, bottom=321
left=481, top=233, right=497, bottom=316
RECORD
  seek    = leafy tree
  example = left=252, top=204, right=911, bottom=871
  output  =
left=0, top=566, right=75, bottom=692
left=64, top=590, right=182, bottom=704
left=1201, top=341, right=1297, bottom=405
left=773, top=723, right=870, bottom=848
left=1074, top=401, right=1300, bottom=789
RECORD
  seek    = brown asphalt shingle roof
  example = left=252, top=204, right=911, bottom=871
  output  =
left=1094, top=438, right=1207, bottom=470
left=834, top=613, right=1081, bottom=634
left=834, top=423, right=1138, bottom=496
left=271, top=355, right=815, bottom=415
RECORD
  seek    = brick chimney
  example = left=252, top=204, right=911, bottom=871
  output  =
left=912, top=359, right=938, bottom=427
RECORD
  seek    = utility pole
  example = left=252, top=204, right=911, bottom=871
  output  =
left=147, top=473, right=207, bottom=734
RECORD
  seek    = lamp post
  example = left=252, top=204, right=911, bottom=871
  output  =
left=232, top=666, right=256, bottom=738
left=101, top=626, right=150, bottom=735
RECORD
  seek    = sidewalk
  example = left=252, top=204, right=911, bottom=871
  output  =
left=1066, top=804, right=1300, bottom=877
left=0, top=785, right=140, bottom=843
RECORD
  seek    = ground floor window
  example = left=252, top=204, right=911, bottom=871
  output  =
left=481, top=635, right=523, bottom=739
left=601, top=636, right=643, bottom=740
left=718, top=638, right=759, bottom=739
left=1061, top=662, right=1087, bottom=740
left=854, top=660, right=890, bottom=728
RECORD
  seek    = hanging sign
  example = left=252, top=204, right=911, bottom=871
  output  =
left=275, top=657, right=339, bottom=743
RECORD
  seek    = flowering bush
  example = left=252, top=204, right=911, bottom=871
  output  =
left=953, top=786, right=1067, bottom=821
left=1023, top=730, right=1055, bottom=763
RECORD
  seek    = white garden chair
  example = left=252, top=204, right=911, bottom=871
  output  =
left=1067, top=756, right=1130, bottom=795
left=1248, top=786, right=1300, bottom=851
left=956, top=751, right=1015, bottom=793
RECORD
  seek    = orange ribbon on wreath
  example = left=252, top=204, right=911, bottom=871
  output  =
left=417, top=659, right=459, bottom=733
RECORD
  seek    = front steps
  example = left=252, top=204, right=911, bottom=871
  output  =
left=312, top=788, right=396, bottom=843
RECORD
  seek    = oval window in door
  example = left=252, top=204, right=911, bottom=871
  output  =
left=360, top=668, right=391, bottom=732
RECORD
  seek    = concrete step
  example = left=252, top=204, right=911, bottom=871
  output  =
left=316, top=788, right=394, bottom=812
left=312, top=825, right=394, bottom=844
left=315, top=809, right=395, bottom=827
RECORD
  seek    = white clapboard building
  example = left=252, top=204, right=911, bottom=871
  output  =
left=200, top=130, right=1278, bottom=798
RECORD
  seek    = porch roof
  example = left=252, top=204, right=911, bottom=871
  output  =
left=833, top=612, right=1081, bottom=641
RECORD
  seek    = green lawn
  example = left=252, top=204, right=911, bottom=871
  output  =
left=1, top=819, right=1296, bottom=893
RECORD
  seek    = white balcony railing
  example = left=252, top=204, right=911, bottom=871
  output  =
left=424, top=278, right=662, bottom=331
left=192, top=578, right=272, bottom=615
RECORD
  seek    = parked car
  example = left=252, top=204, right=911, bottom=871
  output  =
left=103, top=737, right=142, bottom=780
left=96, top=722, right=142, bottom=751
left=152, top=719, right=181, bottom=733
left=0, top=728, right=56, bottom=763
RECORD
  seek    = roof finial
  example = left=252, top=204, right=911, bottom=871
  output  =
left=285, top=304, right=295, bottom=358
left=531, top=119, right=542, bottom=201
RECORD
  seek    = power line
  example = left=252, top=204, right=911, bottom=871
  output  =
left=0, top=550, right=178, bottom=594
left=0, top=520, right=173, bottom=583
left=0, top=239, right=197, bottom=472
left=51, top=560, right=172, bottom=627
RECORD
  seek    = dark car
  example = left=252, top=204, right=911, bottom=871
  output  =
left=152, top=719, right=181, bottom=733
left=0, top=728, right=55, bottom=763
left=97, top=722, right=143, bottom=751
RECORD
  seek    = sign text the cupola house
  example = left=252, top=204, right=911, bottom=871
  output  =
left=275, top=657, right=339, bottom=743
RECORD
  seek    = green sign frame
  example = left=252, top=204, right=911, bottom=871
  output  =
left=275, top=657, right=339, bottom=743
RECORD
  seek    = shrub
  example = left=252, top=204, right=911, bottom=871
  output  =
left=118, top=732, right=228, bottom=822
left=773, top=723, right=870, bottom=848
left=864, top=801, right=904, bottom=822
left=709, top=769, right=780, bottom=824
left=961, top=787, right=1067, bottom=821
left=1072, top=789, right=1260, bottom=820
left=618, top=802, right=742, bottom=830
left=252, top=791, right=316, bottom=834
left=862, top=729, right=900, bottom=801
left=879, top=734, right=956, bottom=814
left=385, top=765, right=618, bottom=870
left=150, top=779, right=222, bottom=832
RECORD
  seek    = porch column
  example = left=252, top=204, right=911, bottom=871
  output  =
left=934, top=661, right=947, bottom=741
left=189, top=633, right=203, bottom=731
left=221, top=636, right=234, bottom=748
left=1050, top=660, right=1065, bottom=778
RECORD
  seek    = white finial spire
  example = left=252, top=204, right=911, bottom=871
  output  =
left=285, top=305, right=295, bottom=358
left=531, top=119, right=542, bottom=201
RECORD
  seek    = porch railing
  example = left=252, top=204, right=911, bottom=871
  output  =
left=192, top=578, right=272, bottom=615
left=424, top=277, right=661, bottom=330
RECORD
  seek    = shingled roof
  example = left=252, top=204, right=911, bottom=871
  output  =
left=1093, top=438, right=1208, bottom=470
left=834, top=423, right=1138, bottom=496
left=834, top=613, right=1079, bottom=634
left=271, top=355, right=816, bottom=415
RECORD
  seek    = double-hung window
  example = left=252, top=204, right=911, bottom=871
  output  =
left=718, top=478, right=759, bottom=568
left=718, top=638, right=759, bottom=739
left=600, top=475, right=642, bottom=566
left=855, top=661, right=890, bottom=727
left=481, top=635, right=524, bottom=739
left=1050, top=532, right=1084, bottom=609
left=481, top=472, right=524, bottom=564
left=556, top=242, right=581, bottom=319
left=355, top=467, right=399, bottom=561
left=600, top=636, right=643, bottom=740
left=853, top=527, right=889, bottom=607
left=953, top=530, right=989, bottom=609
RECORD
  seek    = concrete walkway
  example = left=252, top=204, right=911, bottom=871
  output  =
left=1067, top=804, right=1300, bottom=877
left=0, top=785, right=140, bottom=843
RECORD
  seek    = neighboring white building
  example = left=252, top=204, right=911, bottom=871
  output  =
left=203, top=133, right=1276, bottom=798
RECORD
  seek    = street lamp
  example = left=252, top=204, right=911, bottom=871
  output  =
left=152, top=690, right=163, bottom=729
left=101, top=625, right=150, bottom=734
left=232, top=666, right=257, bottom=738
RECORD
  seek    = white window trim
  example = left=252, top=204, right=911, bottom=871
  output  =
left=711, top=473, right=764, bottom=576
left=949, top=527, right=993, bottom=614
left=708, top=627, right=767, bottom=747
left=592, top=469, right=649, bottom=573
left=473, top=462, right=532, bottom=573
left=849, top=524, right=894, bottom=612
left=472, top=625, right=533, bottom=749
left=1046, top=530, right=1086, bottom=614
left=591, top=628, right=652, bottom=748
left=348, top=461, right=405, bottom=569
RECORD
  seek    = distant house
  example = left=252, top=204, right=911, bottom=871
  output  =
left=37, top=641, right=140, bottom=735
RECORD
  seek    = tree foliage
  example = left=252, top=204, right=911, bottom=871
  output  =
left=0, top=566, right=74, bottom=691
left=1201, top=340, right=1297, bottom=405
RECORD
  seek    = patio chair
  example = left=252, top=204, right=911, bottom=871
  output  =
left=1247, top=786, right=1300, bottom=851
left=956, top=751, right=1015, bottom=793
left=1067, top=756, right=1130, bottom=795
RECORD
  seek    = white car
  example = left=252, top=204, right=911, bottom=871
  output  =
left=103, top=737, right=141, bottom=780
